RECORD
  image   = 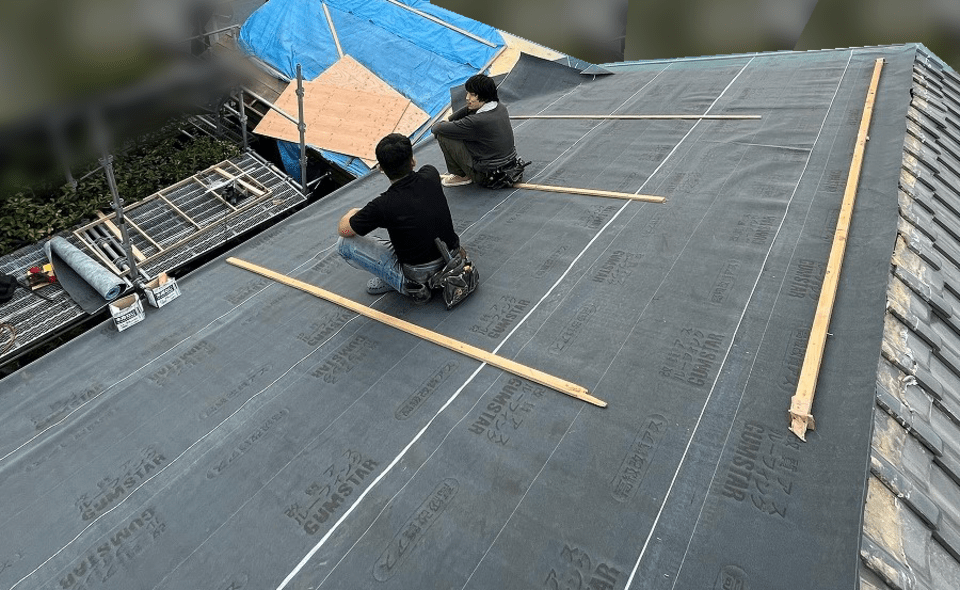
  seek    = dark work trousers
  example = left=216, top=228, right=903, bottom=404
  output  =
left=435, top=134, right=482, bottom=183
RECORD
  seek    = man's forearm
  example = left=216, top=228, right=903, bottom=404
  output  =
left=338, top=208, right=360, bottom=237
left=449, top=106, right=473, bottom=121
left=432, top=117, right=474, bottom=141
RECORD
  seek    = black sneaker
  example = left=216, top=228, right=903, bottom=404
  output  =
left=404, top=281, right=432, bottom=305
left=366, top=277, right=393, bottom=294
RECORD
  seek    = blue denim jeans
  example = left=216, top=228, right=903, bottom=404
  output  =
left=337, top=235, right=406, bottom=293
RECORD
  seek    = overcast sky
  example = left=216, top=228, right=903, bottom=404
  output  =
left=434, top=0, right=959, bottom=69
left=1, top=0, right=957, bottom=158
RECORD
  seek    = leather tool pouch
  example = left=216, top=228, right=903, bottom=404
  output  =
left=475, top=152, right=529, bottom=189
left=428, top=240, right=479, bottom=310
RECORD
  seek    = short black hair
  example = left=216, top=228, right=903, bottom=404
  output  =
left=375, top=133, right=414, bottom=181
left=465, top=74, right=498, bottom=103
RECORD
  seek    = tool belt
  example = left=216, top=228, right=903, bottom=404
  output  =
left=398, top=239, right=476, bottom=309
left=474, top=151, right=529, bottom=189
left=401, top=240, right=479, bottom=309
left=401, top=258, right=443, bottom=304
left=429, top=247, right=478, bottom=309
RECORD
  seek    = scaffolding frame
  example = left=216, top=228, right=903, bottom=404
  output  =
left=72, top=160, right=273, bottom=273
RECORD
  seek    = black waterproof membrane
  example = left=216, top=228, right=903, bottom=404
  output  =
left=0, top=46, right=915, bottom=590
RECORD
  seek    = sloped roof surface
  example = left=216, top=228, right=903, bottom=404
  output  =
left=0, top=45, right=935, bottom=590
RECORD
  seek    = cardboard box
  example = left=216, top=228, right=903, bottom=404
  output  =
left=109, top=293, right=145, bottom=332
left=143, top=273, right=181, bottom=308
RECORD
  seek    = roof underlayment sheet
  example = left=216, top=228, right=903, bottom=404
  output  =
left=239, top=0, right=505, bottom=176
left=0, top=46, right=918, bottom=589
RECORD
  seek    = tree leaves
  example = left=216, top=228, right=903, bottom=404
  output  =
left=1, top=131, right=239, bottom=255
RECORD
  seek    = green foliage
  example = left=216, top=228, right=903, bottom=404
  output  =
left=1, top=131, right=239, bottom=256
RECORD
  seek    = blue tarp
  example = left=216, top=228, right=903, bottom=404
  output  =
left=239, top=0, right=505, bottom=177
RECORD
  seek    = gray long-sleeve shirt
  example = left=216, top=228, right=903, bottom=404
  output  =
left=431, top=102, right=516, bottom=171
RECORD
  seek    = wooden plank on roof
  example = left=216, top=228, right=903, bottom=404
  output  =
left=227, top=257, right=607, bottom=408
left=788, top=58, right=885, bottom=441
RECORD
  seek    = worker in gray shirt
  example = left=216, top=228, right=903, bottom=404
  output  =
left=431, top=73, right=523, bottom=188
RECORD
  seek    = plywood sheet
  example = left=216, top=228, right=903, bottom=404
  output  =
left=253, top=55, right=430, bottom=163
left=490, top=31, right=565, bottom=77
left=317, top=56, right=429, bottom=136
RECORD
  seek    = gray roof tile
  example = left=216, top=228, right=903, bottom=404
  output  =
left=871, top=47, right=960, bottom=590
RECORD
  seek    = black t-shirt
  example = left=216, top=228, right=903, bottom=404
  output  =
left=348, top=165, right=461, bottom=265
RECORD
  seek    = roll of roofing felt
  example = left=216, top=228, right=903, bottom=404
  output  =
left=44, top=237, right=125, bottom=313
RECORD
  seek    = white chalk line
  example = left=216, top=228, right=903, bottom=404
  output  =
left=668, top=49, right=859, bottom=589
left=276, top=65, right=676, bottom=589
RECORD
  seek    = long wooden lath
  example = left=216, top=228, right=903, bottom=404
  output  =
left=788, top=58, right=885, bottom=441
left=513, top=182, right=666, bottom=203
left=227, top=257, right=607, bottom=408
left=510, top=114, right=761, bottom=120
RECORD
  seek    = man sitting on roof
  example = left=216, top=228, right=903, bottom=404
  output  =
left=431, top=73, right=524, bottom=188
left=337, top=133, right=461, bottom=304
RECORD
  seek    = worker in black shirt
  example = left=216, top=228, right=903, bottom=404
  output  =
left=337, top=133, right=461, bottom=303
left=431, top=73, right=520, bottom=188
